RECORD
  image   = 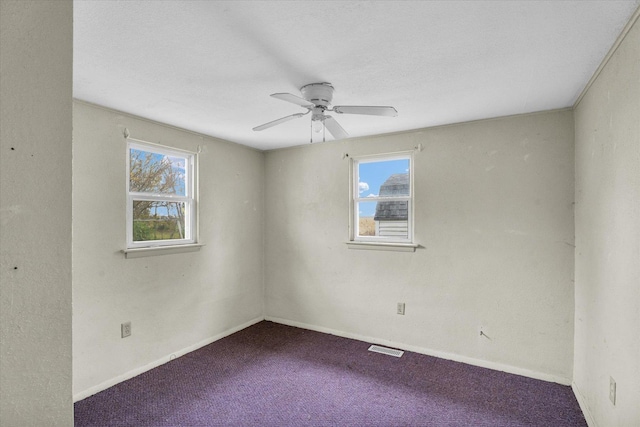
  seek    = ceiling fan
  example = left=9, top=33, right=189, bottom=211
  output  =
left=252, top=82, right=398, bottom=142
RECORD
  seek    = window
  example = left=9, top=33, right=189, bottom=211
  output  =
left=352, top=153, right=413, bottom=244
left=126, top=140, right=197, bottom=249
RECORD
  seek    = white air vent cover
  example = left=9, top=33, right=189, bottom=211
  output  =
left=368, top=345, right=404, bottom=357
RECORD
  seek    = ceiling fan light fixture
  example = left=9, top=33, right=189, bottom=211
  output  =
left=312, top=118, right=324, bottom=133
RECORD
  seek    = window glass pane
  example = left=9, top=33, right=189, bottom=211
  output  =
left=358, top=158, right=409, bottom=198
left=357, top=201, right=378, bottom=237
left=357, top=200, right=409, bottom=239
left=132, top=200, right=186, bottom=241
left=129, top=148, right=187, bottom=196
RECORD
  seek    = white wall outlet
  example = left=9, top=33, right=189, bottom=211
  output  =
left=121, top=321, right=132, bottom=338
left=397, top=303, right=405, bottom=315
left=609, top=376, right=616, bottom=405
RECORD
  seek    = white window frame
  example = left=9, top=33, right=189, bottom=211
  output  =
left=350, top=152, right=414, bottom=245
left=126, top=139, right=197, bottom=249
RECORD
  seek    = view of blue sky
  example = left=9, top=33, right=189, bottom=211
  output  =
left=358, top=158, right=410, bottom=217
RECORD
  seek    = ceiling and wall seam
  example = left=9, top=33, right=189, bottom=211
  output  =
left=573, top=5, right=640, bottom=109
left=264, top=107, right=575, bottom=154
left=72, top=99, right=265, bottom=154
left=76, top=98, right=576, bottom=155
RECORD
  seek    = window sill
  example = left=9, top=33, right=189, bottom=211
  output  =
left=122, top=243, right=204, bottom=259
left=345, top=241, right=419, bottom=252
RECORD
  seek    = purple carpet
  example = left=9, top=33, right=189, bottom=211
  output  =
left=74, top=321, right=586, bottom=426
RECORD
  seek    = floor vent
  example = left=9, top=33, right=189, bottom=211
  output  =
left=368, top=345, right=404, bottom=357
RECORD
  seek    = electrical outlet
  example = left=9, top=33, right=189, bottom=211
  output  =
left=121, top=321, right=131, bottom=338
left=609, top=376, right=616, bottom=405
left=397, top=303, right=405, bottom=315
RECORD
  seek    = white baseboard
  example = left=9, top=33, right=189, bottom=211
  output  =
left=75, top=315, right=574, bottom=402
left=73, top=316, right=264, bottom=402
left=265, top=316, right=572, bottom=386
left=572, top=382, right=597, bottom=427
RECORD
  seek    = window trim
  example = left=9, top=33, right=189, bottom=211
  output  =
left=126, top=138, right=198, bottom=250
left=349, top=151, right=415, bottom=246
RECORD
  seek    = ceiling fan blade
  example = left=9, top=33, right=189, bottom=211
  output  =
left=253, top=113, right=306, bottom=131
left=323, top=115, right=349, bottom=140
left=333, top=105, right=398, bottom=117
left=271, top=93, right=315, bottom=108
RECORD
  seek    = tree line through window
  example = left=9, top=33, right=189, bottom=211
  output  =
left=127, top=140, right=196, bottom=248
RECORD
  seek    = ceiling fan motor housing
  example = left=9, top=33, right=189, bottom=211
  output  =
left=301, top=82, right=334, bottom=107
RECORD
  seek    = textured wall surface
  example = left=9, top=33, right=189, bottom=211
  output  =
left=72, top=102, right=265, bottom=399
left=265, top=110, right=576, bottom=383
left=573, top=12, right=640, bottom=427
left=0, top=1, right=74, bottom=425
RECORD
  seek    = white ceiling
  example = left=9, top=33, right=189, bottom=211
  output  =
left=73, top=0, right=639, bottom=150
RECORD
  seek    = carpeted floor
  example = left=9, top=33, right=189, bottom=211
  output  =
left=74, top=321, right=587, bottom=426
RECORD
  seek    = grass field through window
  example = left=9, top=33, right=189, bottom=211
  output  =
left=359, top=217, right=375, bottom=236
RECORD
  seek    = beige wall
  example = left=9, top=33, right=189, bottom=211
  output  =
left=0, top=1, right=73, bottom=425
left=573, top=12, right=640, bottom=427
left=265, top=110, right=576, bottom=383
left=2, top=2, right=635, bottom=423
left=72, top=102, right=265, bottom=399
